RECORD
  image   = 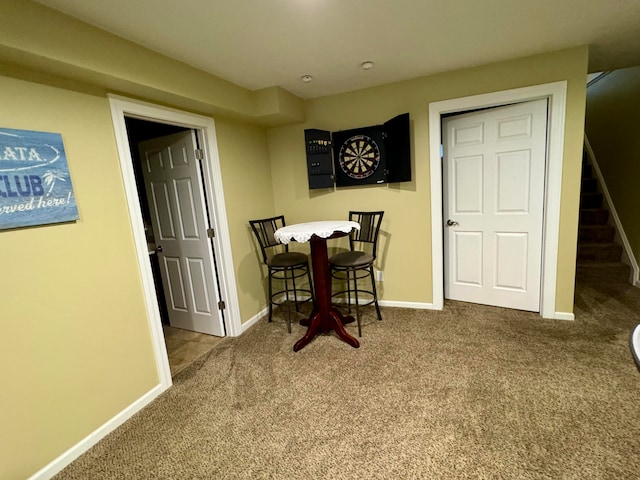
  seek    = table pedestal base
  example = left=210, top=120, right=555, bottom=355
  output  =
left=294, top=308, right=359, bottom=351
left=294, top=234, right=360, bottom=351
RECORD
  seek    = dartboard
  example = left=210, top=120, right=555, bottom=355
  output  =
left=338, top=134, right=381, bottom=179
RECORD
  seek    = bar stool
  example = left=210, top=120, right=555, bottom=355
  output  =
left=249, top=215, right=313, bottom=333
left=329, top=211, right=384, bottom=336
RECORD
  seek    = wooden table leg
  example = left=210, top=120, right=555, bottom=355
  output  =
left=294, top=235, right=359, bottom=351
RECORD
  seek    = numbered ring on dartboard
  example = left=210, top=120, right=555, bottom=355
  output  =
left=338, top=134, right=381, bottom=179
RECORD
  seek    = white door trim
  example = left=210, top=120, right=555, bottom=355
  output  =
left=428, top=81, right=569, bottom=319
left=108, top=94, right=242, bottom=389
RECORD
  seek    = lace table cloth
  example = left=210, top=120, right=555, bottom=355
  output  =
left=274, top=220, right=360, bottom=245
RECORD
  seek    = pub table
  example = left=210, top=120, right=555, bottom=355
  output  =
left=275, top=220, right=361, bottom=351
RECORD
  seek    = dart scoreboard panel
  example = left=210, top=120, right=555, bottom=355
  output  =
left=303, top=113, right=411, bottom=190
left=304, top=129, right=334, bottom=189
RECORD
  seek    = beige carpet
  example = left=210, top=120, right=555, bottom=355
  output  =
left=55, top=265, right=640, bottom=479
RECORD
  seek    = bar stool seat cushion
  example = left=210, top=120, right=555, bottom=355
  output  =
left=269, top=252, right=309, bottom=268
left=330, top=251, right=374, bottom=268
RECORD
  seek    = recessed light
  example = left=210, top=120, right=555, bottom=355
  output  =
left=361, top=61, right=375, bottom=70
left=300, top=74, right=313, bottom=83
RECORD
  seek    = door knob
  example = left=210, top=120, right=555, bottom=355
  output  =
left=155, top=245, right=163, bottom=253
left=446, top=219, right=459, bottom=227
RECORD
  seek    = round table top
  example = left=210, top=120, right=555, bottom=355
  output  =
left=274, top=220, right=360, bottom=244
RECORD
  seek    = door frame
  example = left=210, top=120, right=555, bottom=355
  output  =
left=428, top=81, right=572, bottom=320
left=109, top=95, right=242, bottom=387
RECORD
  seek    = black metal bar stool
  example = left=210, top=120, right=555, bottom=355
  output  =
left=329, top=211, right=384, bottom=336
left=249, top=215, right=314, bottom=333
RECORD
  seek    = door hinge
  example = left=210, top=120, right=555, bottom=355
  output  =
left=439, top=144, right=444, bottom=158
left=218, top=300, right=226, bottom=310
left=195, top=148, right=204, bottom=160
left=207, top=228, right=215, bottom=238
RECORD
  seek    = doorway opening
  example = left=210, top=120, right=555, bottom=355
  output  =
left=442, top=99, right=548, bottom=313
left=109, top=95, right=242, bottom=389
left=124, top=118, right=225, bottom=376
left=428, top=81, right=571, bottom=320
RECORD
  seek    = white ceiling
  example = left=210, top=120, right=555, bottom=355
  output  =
left=34, top=0, right=640, bottom=99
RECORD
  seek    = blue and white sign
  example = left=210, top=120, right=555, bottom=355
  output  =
left=0, top=127, right=79, bottom=230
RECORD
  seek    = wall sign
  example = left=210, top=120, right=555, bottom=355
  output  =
left=0, top=127, right=79, bottom=230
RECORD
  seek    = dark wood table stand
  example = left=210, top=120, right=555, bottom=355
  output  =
left=294, top=232, right=360, bottom=352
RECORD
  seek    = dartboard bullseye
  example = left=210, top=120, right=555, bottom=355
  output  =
left=338, top=134, right=381, bottom=179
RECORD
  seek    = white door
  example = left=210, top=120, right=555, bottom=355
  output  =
left=442, top=99, right=548, bottom=312
left=139, top=131, right=224, bottom=336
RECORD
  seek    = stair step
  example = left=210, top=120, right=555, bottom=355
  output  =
left=581, top=177, right=598, bottom=193
left=578, top=224, right=615, bottom=243
left=577, top=243, right=623, bottom=262
left=576, top=262, right=631, bottom=280
left=579, top=208, right=609, bottom=225
left=580, top=192, right=603, bottom=209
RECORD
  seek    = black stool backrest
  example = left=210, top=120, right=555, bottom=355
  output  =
left=348, top=211, right=384, bottom=259
left=249, top=215, right=288, bottom=264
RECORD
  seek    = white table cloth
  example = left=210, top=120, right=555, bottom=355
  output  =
left=274, top=220, right=360, bottom=245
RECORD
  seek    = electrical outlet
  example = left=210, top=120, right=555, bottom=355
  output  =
left=375, top=270, right=384, bottom=282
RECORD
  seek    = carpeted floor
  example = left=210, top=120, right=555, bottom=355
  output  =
left=55, top=264, right=640, bottom=479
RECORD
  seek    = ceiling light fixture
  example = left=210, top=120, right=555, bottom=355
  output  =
left=361, top=61, right=375, bottom=70
left=300, top=74, right=313, bottom=83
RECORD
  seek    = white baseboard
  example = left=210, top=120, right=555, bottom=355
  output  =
left=322, top=295, right=438, bottom=310
left=382, top=299, right=572, bottom=319
left=241, top=306, right=268, bottom=334
left=379, top=300, right=438, bottom=310
left=28, top=383, right=167, bottom=480
left=252, top=298, right=561, bottom=314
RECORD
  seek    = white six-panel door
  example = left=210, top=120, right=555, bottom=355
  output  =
left=139, top=131, right=224, bottom=336
left=443, top=99, right=548, bottom=312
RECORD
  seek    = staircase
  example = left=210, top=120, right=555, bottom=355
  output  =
left=577, top=156, right=623, bottom=265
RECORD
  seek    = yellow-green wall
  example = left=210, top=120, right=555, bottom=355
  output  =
left=585, top=66, right=640, bottom=264
left=268, top=47, right=588, bottom=312
left=215, top=119, right=276, bottom=319
left=0, top=77, right=158, bottom=479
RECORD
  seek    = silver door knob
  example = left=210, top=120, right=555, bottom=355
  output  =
left=446, top=220, right=459, bottom=227
left=155, top=245, right=163, bottom=253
